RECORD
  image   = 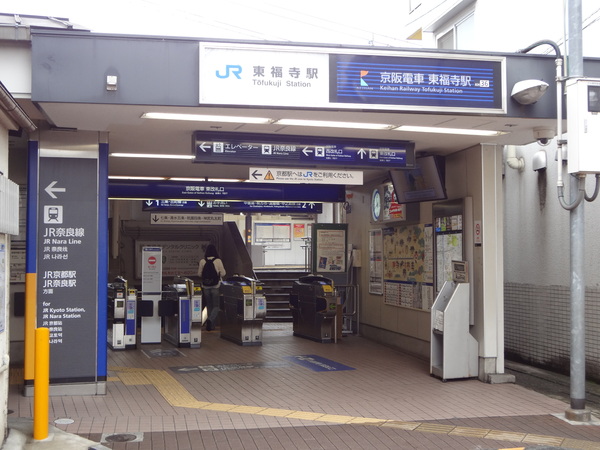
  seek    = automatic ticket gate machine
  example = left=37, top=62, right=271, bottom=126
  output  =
left=160, top=276, right=195, bottom=348
left=107, top=277, right=137, bottom=350
left=219, top=275, right=266, bottom=346
left=290, top=275, right=338, bottom=343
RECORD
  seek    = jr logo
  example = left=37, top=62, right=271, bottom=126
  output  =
left=216, top=65, right=242, bottom=79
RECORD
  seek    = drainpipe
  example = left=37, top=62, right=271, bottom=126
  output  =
left=505, top=145, right=524, bottom=170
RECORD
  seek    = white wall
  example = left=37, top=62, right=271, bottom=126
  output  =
left=0, top=118, right=11, bottom=447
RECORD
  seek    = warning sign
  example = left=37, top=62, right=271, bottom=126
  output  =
left=248, top=167, right=363, bottom=185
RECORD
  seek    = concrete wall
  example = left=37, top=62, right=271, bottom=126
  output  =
left=503, top=141, right=600, bottom=377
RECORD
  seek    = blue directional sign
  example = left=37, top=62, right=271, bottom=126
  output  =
left=331, top=54, right=504, bottom=112
left=109, top=180, right=345, bottom=202
left=142, top=199, right=323, bottom=214
left=193, top=132, right=415, bottom=169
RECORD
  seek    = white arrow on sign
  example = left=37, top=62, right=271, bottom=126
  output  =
left=45, top=181, right=66, bottom=199
left=199, top=142, right=209, bottom=152
left=357, top=148, right=367, bottom=159
left=145, top=200, right=154, bottom=206
left=302, top=147, right=313, bottom=156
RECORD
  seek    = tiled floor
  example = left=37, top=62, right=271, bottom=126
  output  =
left=8, top=323, right=600, bottom=449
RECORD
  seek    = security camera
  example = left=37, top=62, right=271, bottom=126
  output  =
left=533, top=127, right=555, bottom=146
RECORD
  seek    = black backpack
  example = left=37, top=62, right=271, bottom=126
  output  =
left=201, top=258, right=219, bottom=286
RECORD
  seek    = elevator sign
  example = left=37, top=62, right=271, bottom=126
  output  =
left=193, top=132, right=414, bottom=169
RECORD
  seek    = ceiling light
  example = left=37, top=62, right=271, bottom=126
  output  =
left=110, top=153, right=194, bottom=160
left=109, top=175, right=166, bottom=180
left=393, top=125, right=506, bottom=137
left=169, top=177, right=243, bottom=182
left=141, top=112, right=272, bottom=124
left=274, top=118, right=393, bottom=130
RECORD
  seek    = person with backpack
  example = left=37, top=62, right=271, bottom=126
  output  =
left=198, top=244, right=226, bottom=331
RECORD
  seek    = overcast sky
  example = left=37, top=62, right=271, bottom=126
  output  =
left=4, top=0, right=415, bottom=47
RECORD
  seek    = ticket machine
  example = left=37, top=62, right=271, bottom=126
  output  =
left=107, top=277, right=137, bottom=350
left=219, top=275, right=266, bottom=346
left=289, top=275, right=338, bottom=343
left=160, top=276, right=193, bottom=347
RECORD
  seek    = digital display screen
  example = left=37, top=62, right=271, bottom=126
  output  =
left=331, top=54, right=504, bottom=112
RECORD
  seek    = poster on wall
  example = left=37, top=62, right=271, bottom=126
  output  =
left=312, top=224, right=347, bottom=273
left=255, top=223, right=292, bottom=249
left=383, top=183, right=406, bottom=221
left=369, top=229, right=383, bottom=294
left=136, top=240, right=207, bottom=278
left=381, top=223, right=434, bottom=310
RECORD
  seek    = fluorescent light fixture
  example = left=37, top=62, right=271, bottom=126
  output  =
left=109, top=175, right=166, bottom=180
left=393, top=125, right=506, bottom=136
left=110, top=153, right=194, bottom=160
left=141, top=112, right=272, bottom=124
left=169, top=177, right=243, bottom=182
left=275, top=118, right=393, bottom=130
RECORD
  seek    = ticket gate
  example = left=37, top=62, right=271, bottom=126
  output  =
left=190, top=286, right=203, bottom=348
left=289, top=275, right=338, bottom=343
left=219, top=275, right=266, bottom=346
left=160, top=277, right=194, bottom=348
left=107, top=277, right=137, bottom=350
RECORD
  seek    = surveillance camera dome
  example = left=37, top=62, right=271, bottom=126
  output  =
left=537, top=137, right=550, bottom=146
left=533, top=127, right=555, bottom=146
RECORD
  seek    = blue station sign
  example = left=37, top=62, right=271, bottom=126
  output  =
left=142, top=199, right=323, bottom=214
left=109, top=180, right=345, bottom=202
left=193, top=132, right=415, bottom=169
left=330, top=53, right=505, bottom=113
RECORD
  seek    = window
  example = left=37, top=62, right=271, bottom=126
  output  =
left=436, top=12, right=475, bottom=50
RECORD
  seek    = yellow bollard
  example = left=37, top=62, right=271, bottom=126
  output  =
left=33, top=327, right=50, bottom=441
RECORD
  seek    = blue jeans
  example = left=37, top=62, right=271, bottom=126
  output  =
left=203, top=286, right=221, bottom=325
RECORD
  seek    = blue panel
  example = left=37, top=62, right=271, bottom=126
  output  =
left=193, top=132, right=414, bottom=169
left=180, top=299, right=190, bottom=334
left=109, top=180, right=345, bottom=202
left=283, top=354, right=355, bottom=372
left=26, top=142, right=39, bottom=274
left=331, top=54, right=503, bottom=111
left=97, top=143, right=109, bottom=377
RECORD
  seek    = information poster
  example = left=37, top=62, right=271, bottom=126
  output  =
left=381, top=223, right=434, bottom=310
left=135, top=240, right=206, bottom=278
left=255, top=222, right=292, bottom=250
left=313, top=224, right=347, bottom=273
left=434, top=215, right=463, bottom=292
left=368, top=229, right=383, bottom=294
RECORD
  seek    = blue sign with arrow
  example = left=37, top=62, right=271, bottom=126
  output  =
left=142, top=199, right=323, bottom=214
left=193, top=132, right=414, bottom=169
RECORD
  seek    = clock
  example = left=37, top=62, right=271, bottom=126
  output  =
left=371, top=188, right=381, bottom=221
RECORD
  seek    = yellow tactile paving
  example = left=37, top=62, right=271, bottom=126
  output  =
left=415, top=423, right=456, bottom=434
left=522, top=433, right=565, bottom=446
left=562, top=438, right=600, bottom=450
left=449, top=426, right=490, bottom=438
left=313, top=414, right=356, bottom=423
left=382, top=420, right=421, bottom=430
left=116, top=371, right=151, bottom=386
left=348, top=417, right=385, bottom=425
left=109, top=367, right=600, bottom=450
left=254, top=407, right=294, bottom=417
left=285, top=411, right=325, bottom=420
left=229, top=405, right=268, bottom=414
left=486, top=430, right=528, bottom=442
